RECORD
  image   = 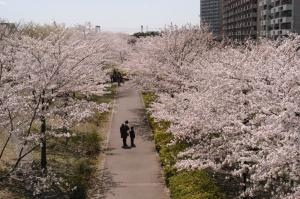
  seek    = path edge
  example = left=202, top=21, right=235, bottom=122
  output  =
left=87, top=85, right=117, bottom=199
left=138, top=91, right=171, bottom=198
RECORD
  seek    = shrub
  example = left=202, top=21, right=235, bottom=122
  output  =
left=68, top=158, right=94, bottom=199
left=169, top=170, right=225, bottom=199
left=132, top=31, right=160, bottom=38
left=142, top=92, right=157, bottom=108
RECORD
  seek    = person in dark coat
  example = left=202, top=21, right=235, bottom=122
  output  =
left=120, top=120, right=129, bottom=148
left=129, top=127, right=136, bottom=147
left=117, top=72, right=123, bottom=86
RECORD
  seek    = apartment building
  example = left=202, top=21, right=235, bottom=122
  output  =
left=200, top=0, right=222, bottom=37
left=258, top=0, right=300, bottom=38
left=222, top=0, right=258, bottom=40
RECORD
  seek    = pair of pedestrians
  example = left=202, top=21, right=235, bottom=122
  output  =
left=120, top=120, right=136, bottom=148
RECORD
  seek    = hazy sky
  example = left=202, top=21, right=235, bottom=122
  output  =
left=0, top=0, right=200, bottom=33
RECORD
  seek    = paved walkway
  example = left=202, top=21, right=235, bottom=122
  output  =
left=102, top=82, right=169, bottom=199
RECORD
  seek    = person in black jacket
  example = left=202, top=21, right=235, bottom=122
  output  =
left=129, top=126, right=136, bottom=147
left=120, top=121, right=129, bottom=148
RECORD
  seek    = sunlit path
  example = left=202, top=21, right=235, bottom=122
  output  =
left=102, top=82, right=169, bottom=199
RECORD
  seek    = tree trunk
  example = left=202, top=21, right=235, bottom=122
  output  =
left=40, top=116, right=47, bottom=173
left=0, top=108, right=14, bottom=160
left=40, top=90, right=47, bottom=173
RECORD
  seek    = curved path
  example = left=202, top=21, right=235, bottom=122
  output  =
left=101, top=82, right=169, bottom=199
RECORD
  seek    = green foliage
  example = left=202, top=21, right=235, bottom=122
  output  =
left=154, top=129, right=173, bottom=151
left=142, top=92, right=225, bottom=199
left=110, top=69, right=123, bottom=83
left=47, top=125, right=102, bottom=157
left=142, top=92, right=157, bottom=109
left=34, top=126, right=101, bottom=198
left=71, top=128, right=102, bottom=156
left=68, top=158, right=94, bottom=199
left=132, top=31, right=161, bottom=38
left=92, top=111, right=107, bottom=127
left=169, top=171, right=225, bottom=199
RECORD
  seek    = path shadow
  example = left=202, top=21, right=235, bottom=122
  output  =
left=128, top=108, right=154, bottom=142
left=116, top=91, right=131, bottom=99
left=104, top=147, right=120, bottom=156
left=116, top=85, right=136, bottom=99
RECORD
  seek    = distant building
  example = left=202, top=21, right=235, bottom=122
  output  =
left=222, top=0, right=258, bottom=40
left=258, top=0, right=300, bottom=38
left=200, top=0, right=222, bottom=37
left=201, top=0, right=300, bottom=40
left=95, top=25, right=101, bottom=32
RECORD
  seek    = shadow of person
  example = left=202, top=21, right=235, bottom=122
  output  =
left=122, top=146, right=132, bottom=149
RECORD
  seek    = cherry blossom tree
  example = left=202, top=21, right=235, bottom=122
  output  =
left=0, top=25, right=30, bottom=166
left=0, top=25, right=112, bottom=182
left=124, top=25, right=214, bottom=93
left=108, top=32, right=132, bottom=64
left=124, top=26, right=300, bottom=198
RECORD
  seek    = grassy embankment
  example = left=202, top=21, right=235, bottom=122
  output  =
left=0, top=131, right=22, bottom=198
left=142, top=92, right=225, bottom=199
left=0, top=84, right=116, bottom=199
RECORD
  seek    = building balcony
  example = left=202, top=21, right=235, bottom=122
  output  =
left=270, top=28, right=291, bottom=36
left=271, top=18, right=279, bottom=25
left=261, top=10, right=270, bottom=16
left=259, top=0, right=270, bottom=7
left=260, top=31, right=269, bottom=36
left=270, top=29, right=279, bottom=36
left=271, top=7, right=278, bottom=13
left=281, top=29, right=291, bottom=35
left=261, top=20, right=268, bottom=26
left=271, top=4, right=293, bottom=13
left=281, top=17, right=292, bottom=23
left=270, top=17, right=292, bottom=25
left=271, top=0, right=280, bottom=3
left=282, top=4, right=293, bottom=11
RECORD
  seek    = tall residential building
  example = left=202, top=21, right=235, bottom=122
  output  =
left=222, top=0, right=258, bottom=40
left=200, top=0, right=222, bottom=37
left=258, top=0, right=300, bottom=38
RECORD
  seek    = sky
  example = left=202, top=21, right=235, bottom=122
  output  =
left=0, top=0, right=200, bottom=33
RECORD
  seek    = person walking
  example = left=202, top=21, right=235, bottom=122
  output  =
left=129, top=126, right=136, bottom=147
left=120, top=120, right=129, bottom=148
left=116, top=71, right=122, bottom=86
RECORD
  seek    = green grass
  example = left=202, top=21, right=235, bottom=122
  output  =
left=0, top=131, right=26, bottom=198
left=0, top=131, right=16, bottom=169
left=0, top=184, right=27, bottom=199
left=142, top=92, right=225, bottom=199
left=75, top=84, right=117, bottom=104
left=170, top=171, right=225, bottom=199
